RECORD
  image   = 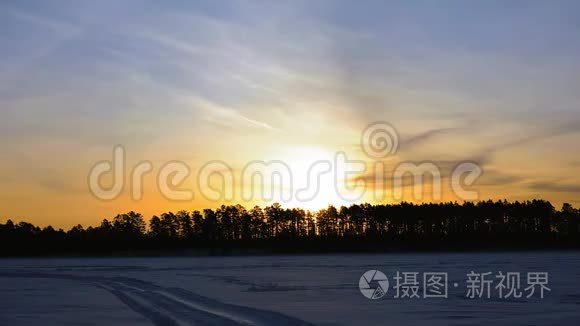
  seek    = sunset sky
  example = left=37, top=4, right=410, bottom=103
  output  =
left=1, top=0, right=580, bottom=228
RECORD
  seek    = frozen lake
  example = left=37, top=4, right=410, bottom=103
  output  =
left=1, top=252, right=579, bottom=325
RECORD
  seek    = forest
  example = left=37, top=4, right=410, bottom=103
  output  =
left=1, top=200, right=579, bottom=255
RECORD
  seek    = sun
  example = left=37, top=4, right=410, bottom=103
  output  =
left=264, top=145, right=352, bottom=210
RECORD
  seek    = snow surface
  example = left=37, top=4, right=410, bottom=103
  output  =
left=1, top=252, right=580, bottom=325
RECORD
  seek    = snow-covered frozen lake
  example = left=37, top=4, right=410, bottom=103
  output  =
left=1, top=252, right=579, bottom=325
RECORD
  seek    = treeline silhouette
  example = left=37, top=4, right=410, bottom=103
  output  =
left=1, top=200, right=579, bottom=256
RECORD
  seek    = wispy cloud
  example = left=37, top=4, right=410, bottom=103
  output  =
left=8, top=10, right=82, bottom=38
left=401, top=127, right=462, bottom=149
left=5, top=10, right=83, bottom=59
left=529, top=181, right=580, bottom=193
left=180, top=94, right=279, bottom=132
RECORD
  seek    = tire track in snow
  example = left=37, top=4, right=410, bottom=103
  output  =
left=98, top=278, right=313, bottom=326
left=0, top=272, right=314, bottom=326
